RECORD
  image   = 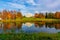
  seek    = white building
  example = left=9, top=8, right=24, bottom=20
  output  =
left=0, top=18, right=2, bottom=20
left=25, top=13, right=33, bottom=17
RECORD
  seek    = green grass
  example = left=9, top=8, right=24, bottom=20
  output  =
left=0, top=33, right=60, bottom=40
left=1, top=18, right=60, bottom=22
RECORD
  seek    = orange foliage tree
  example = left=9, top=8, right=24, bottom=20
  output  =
left=16, top=12, right=22, bottom=18
left=54, top=12, right=60, bottom=19
left=34, top=13, right=45, bottom=18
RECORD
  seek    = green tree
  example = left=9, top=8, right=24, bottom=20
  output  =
left=47, top=12, right=54, bottom=18
left=45, top=12, right=48, bottom=18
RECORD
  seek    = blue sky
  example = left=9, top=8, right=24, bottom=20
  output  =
left=0, top=0, right=60, bottom=14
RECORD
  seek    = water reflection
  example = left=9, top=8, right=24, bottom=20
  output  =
left=0, top=22, right=60, bottom=33
left=34, top=22, right=45, bottom=28
left=45, top=23, right=55, bottom=28
left=24, top=22, right=33, bottom=27
left=54, top=24, right=60, bottom=29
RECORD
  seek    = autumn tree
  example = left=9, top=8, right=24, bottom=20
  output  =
left=0, top=12, right=2, bottom=18
left=34, top=13, right=39, bottom=18
left=16, top=11, right=22, bottom=18
left=34, top=13, right=45, bottom=18
left=2, top=10, right=8, bottom=19
left=12, top=10, right=17, bottom=19
left=7, top=11, right=13, bottom=19
left=39, top=13, right=45, bottom=18
left=54, top=12, right=60, bottom=19
left=12, top=13, right=16, bottom=19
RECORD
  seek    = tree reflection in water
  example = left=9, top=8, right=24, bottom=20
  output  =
left=54, top=23, right=60, bottom=29
left=45, top=23, right=55, bottom=28
left=34, top=22, right=45, bottom=28
left=0, top=22, right=60, bottom=33
left=3, top=23, right=12, bottom=33
left=16, top=22, right=22, bottom=30
left=34, top=22, right=60, bottom=30
left=1, top=22, right=22, bottom=33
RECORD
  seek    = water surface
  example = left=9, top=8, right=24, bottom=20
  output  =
left=0, top=22, right=60, bottom=33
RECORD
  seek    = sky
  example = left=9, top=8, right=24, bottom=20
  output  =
left=0, top=0, right=60, bottom=14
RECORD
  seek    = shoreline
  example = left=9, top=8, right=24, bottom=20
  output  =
left=0, top=18, right=60, bottom=22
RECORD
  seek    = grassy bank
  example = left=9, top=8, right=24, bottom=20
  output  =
left=0, top=33, right=60, bottom=40
left=0, top=18, right=60, bottom=22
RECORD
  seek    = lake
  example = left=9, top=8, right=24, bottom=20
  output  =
left=0, top=22, right=60, bottom=33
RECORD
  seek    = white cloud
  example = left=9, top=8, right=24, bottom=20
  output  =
left=0, top=0, right=60, bottom=14
left=35, top=0, right=60, bottom=8
left=40, top=11, right=56, bottom=13
left=26, top=0, right=36, bottom=5
left=35, top=11, right=39, bottom=13
left=46, top=0, right=60, bottom=8
left=7, top=2, right=26, bottom=9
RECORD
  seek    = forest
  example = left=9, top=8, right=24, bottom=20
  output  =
left=0, top=10, right=60, bottom=22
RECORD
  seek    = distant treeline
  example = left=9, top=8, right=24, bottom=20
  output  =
left=0, top=10, right=60, bottom=19
left=34, top=12, right=60, bottom=19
